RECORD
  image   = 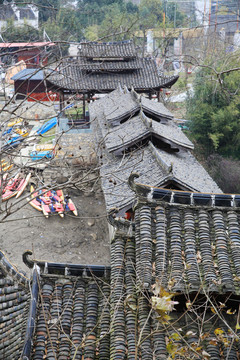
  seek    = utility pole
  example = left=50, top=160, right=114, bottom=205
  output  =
left=174, top=1, right=176, bottom=28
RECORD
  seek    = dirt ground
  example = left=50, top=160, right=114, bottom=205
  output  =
left=0, top=101, right=111, bottom=276
left=0, top=185, right=110, bottom=276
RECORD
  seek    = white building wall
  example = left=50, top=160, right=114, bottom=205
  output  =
left=0, top=3, right=39, bottom=30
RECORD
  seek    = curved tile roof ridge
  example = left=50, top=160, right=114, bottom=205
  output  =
left=22, top=250, right=110, bottom=278
left=148, top=141, right=172, bottom=172
left=128, top=173, right=239, bottom=209
left=140, top=95, right=174, bottom=119
left=0, top=249, right=29, bottom=287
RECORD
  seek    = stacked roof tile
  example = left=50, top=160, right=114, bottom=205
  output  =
left=79, top=41, right=137, bottom=59
left=90, top=86, right=221, bottom=213
left=32, top=277, right=110, bottom=360
left=0, top=250, right=30, bottom=360
left=46, top=41, right=179, bottom=93
left=2, top=174, right=240, bottom=358
left=108, top=177, right=240, bottom=359
left=128, top=175, right=240, bottom=294
left=110, top=235, right=240, bottom=359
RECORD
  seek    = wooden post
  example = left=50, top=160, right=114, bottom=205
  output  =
left=157, top=91, right=161, bottom=102
left=83, top=93, right=86, bottom=121
left=59, top=91, right=64, bottom=113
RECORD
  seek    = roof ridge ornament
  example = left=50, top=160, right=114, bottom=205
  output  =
left=148, top=141, right=172, bottom=172
left=128, top=172, right=140, bottom=191
left=23, top=250, right=34, bottom=268
left=140, top=110, right=152, bottom=128
left=117, top=83, right=124, bottom=93
left=0, top=249, right=30, bottom=287
left=130, top=85, right=139, bottom=100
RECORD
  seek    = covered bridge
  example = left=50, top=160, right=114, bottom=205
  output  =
left=46, top=40, right=179, bottom=115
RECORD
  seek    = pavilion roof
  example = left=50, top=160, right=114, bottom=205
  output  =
left=46, top=41, right=179, bottom=93
left=46, top=59, right=178, bottom=93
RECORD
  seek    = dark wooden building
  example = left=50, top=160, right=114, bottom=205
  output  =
left=12, top=68, right=59, bottom=101
left=0, top=42, right=55, bottom=67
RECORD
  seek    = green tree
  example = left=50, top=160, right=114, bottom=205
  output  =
left=166, top=2, right=188, bottom=28
left=87, top=4, right=138, bottom=41
left=138, top=0, right=164, bottom=55
left=1, top=19, right=40, bottom=42
left=34, top=0, right=61, bottom=22
left=42, top=8, right=83, bottom=54
left=139, top=0, right=164, bottom=29
left=77, top=0, right=125, bottom=27
left=187, top=52, right=240, bottom=158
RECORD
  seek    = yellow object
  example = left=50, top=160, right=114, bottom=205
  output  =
left=0, top=159, right=13, bottom=172
left=8, top=118, right=23, bottom=127
left=14, top=128, right=28, bottom=137
left=36, top=144, right=55, bottom=151
left=1, top=164, right=13, bottom=172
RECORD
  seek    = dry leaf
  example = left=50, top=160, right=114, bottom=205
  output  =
left=209, top=338, right=218, bottom=346
left=219, top=302, right=226, bottom=309
left=186, top=331, right=196, bottom=337
left=226, top=308, right=236, bottom=315
left=236, top=322, right=240, bottom=330
left=214, top=328, right=224, bottom=336
left=202, top=350, right=211, bottom=358
left=186, top=300, right=191, bottom=309
left=170, top=332, right=181, bottom=341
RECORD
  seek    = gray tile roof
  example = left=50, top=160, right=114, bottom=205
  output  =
left=47, top=59, right=178, bottom=93
left=110, top=209, right=240, bottom=359
left=151, top=119, right=194, bottom=150
left=0, top=250, right=30, bottom=360
left=141, top=96, right=174, bottom=120
left=79, top=41, right=137, bottom=59
left=90, top=87, right=174, bottom=125
left=0, top=250, right=111, bottom=360
left=90, top=88, right=221, bottom=212
left=46, top=41, right=179, bottom=93
left=126, top=175, right=240, bottom=294
left=97, top=112, right=194, bottom=154
left=98, top=142, right=221, bottom=212
left=32, top=277, right=110, bottom=360
left=99, top=145, right=166, bottom=211
left=90, top=89, right=193, bottom=153
left=154, top=146, right=222, bottom=193
left=78, top=57, right=142, bottom=71
left=100, top=114, right=150, bottom=153
left=95, top=87, right=140, bottom=124
left=135, top=203, right=238, bottom=293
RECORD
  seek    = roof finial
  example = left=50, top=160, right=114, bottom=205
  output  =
left=128, top=172, right=139, bottom=191
left=22, top=250, right=34, bottom=268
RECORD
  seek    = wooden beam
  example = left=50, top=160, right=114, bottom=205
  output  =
left=59, top=91, right=63, bottom=112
